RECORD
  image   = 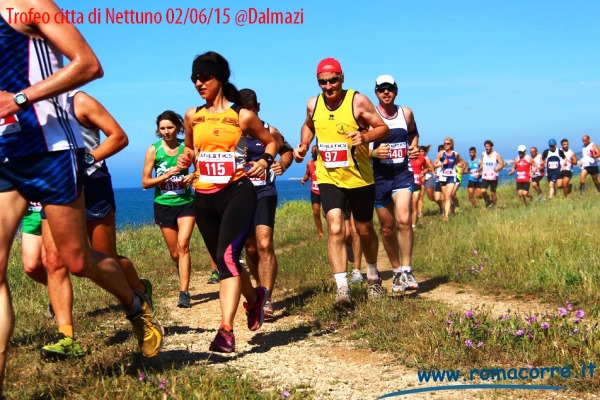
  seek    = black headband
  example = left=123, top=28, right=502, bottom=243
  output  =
left=191, top=59, right=228, bottom=83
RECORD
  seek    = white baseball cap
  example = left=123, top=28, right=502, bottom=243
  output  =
left=517, top=145, right=527, bottom=152
left=375, top=74, right=396, bottom=88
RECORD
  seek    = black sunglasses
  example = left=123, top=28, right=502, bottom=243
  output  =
left=191, top=72, right=214, bottom=83
left=376, top=85, right=395, bottom=93
left=318, top=77, right=341, bottom=86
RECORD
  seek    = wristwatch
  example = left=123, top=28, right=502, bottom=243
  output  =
left=13, top=92, right=29, bottom=109
left=84, top=153, right=96, bottom=167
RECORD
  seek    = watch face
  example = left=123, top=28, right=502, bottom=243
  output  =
left=15, top=93, right=28, bottom=105
left=85, top=154, right=95, bottom=165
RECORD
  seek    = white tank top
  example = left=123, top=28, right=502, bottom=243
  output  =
left=481, top=151, right=499, bottom=180
left=581, top=143, right=598, bottom=168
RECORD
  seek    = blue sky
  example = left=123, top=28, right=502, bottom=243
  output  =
left=58, top=0, right=599, bottom=187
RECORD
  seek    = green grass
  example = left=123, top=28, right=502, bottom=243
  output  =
left=4, top=182, right=600, bottom=397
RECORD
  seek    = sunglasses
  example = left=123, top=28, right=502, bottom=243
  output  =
left=191, top=73, right=214, bottom=83
left=444, top=142, right=452, bottom=145
left=318, top=77, right=341, bottom=86
left=376, top=86, right=395, bottom=93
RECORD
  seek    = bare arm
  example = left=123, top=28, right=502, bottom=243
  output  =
left=142, top=145, right=180, bottom=189
left=301, top=163, right=311, bottom=185
left=269, top=125, right=293, bottom=175
left=495, top=153, right=505, bottom=171
left=348, top=93, right=388, bottom=146
left=73, top=92, right=127, bottom=162
left=0, top=0, right=103, bottom=118
left=177, top=107, right=197, bottom=170
left=240, top=108, right=279, bottom=177
left=402, top=106, right=419, bottom=158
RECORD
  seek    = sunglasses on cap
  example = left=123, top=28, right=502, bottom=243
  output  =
left=376, top=85, right=395, bottom=93
left=191, top=72, right=214, bottom=83
left=317, top=77, right=341, bottom=86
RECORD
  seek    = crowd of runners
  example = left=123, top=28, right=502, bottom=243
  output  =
left=1, top=0, right=599, bottom=397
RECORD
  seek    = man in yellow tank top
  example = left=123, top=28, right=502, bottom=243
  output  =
left=293, top=58, right=389, bottom=308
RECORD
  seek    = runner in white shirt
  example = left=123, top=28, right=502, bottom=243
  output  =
left=556, top=138, right=577, bottom=198
left=479, top=140, right=504, bottom=207
left=579, top=134, right=600, bottom=195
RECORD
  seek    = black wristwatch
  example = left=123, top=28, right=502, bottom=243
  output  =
left=84, top=153, right=96, bottom=167
left=13, top=92, right=29, bottom=109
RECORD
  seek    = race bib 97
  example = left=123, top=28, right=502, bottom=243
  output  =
left=319, top=143, right=349, bottom=168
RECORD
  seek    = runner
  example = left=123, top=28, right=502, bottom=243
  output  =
left=418, top=145, right=440, bottom=216
left=541, top=139, right=565, bottom=199
left=142, top=110, right=196, bottom=308
left=409, top=145, right=429, bottom=227
left=292, top=58, right=389, bottom=308
left=557, top=138, right=577, bottom=197
left=479, top=140, right=505, bottom=207
left=0, top=1, right=161, bottom=392
left=371, top=74, right=419, bottom=294
left=240, top=88, right=294, bottom=319
left=530, top=146, right=545, bottom=200
left=508, top=145, right=537, bottom=206
left=579, top=134, right=600, bottom=195
left=464, top=147, right=483, bottom=207
left=433, top=138, right=464, bottom=221
left=300, top=146, right=325, bottom=237
left=39, top=90, right=154, bottom=358
left=177, top=51, right=277, bottom=353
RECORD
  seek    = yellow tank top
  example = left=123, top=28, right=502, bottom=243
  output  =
left=312, top=89, right=373, bottom=188
left=191, top=105, right=247, bottom=193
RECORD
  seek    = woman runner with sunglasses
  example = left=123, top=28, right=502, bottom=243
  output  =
left=177, top=51, right=278, bottom=353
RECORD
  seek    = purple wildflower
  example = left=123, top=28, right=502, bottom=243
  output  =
left=565, top=301, right=573, bottom=311
left=473, top=250, right=479, bottom=255
left=465, top=310, right=474, bottom=319
left=558, top=307, right=568, bottom=317
left=446, top=319, right=453, bottom=325
left=575, top=309, right=585, bottom=319
left=574, top=317, right=582, bottom=324
left=465, top=339, right=473, bottom=347
left=159, top=379, right=167, bottom=389
left=351, top=321, right=357, bottom=329
left=477, top=342, right=484, bottom=348
left=541, top=322, right=550, bottom=329
left=138, top=373, right=146, bottom=382
left=515, top=329, right=524, bottom=337
left=527, top=331, right=535, bottom=340
left=283, top=391, right=291, bottom=398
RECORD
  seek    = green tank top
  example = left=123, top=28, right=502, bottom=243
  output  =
left=153, top=139, right=194, bottom=206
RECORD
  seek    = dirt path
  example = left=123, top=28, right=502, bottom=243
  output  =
left=155, top=250, right=595, bottom=400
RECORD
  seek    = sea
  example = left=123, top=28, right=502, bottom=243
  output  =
left=115, top=172, right=514, bottom=229
left=115, top=178, right=309, bottom=229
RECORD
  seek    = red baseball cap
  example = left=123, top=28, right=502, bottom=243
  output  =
left=316, top=58, right=342, bottom=75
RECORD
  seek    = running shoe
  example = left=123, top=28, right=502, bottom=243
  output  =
left=207, top=270, right=219, bottom=284
left=209, top=327, right=235, bottom=353
left=243, top=286, right=267, bottom=331
left=128, top=291, right=164, bottom=358
left=367, top=276, right=385, bottom=299
left=349, top=269, right=363, bottom=284
left=40, top=333, right=85, bottom=359
left=140, top=278, right=154, bottom=312
left=392, top=272, right=404, bottom=293
left=177, top=291, right=191, bottom=308
left=403, top=271, right=419, bottom=291
left=263, top=300, right=274, bottom=319
left=335, top=286, right=353, bottom=309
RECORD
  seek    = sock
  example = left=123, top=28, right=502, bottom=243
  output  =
left=401, top=266, right=412, bottom=273
left=58, top=324, right=74, bottom=339
left=366, top=263, right=379, bottom=280
left=126, top=293, right=142, bottom=318
left=392, top=267, right=401, bottom=275
left=220, top=324, right=233, bottom=332
left=334, top=272, right=348, bottom=288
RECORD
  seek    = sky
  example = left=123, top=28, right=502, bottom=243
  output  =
left=54, top=0, right=600, bottom=188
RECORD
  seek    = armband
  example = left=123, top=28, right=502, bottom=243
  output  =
left=260, top=153, right=275, bottom=168
left=372, top=149, right=378, bottom=159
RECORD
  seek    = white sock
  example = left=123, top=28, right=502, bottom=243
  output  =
left=126, top=293, right=142, bottom=318
left=392, top=267, right=402, bottom=275
left=366, top=263, right=379, bottom=280
left=334, top=272, right=348, bottom=288
left=401, top=266, right=412, bottom=273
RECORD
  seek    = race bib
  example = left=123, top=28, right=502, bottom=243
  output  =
left=319, top=143, right=349, bottom=168
left=414, top=173, right=421, bottom=184
left=29, top=201, right=42, bottom=212
left=548, top=161, right=559, bottom=169
left=197, top=152, right=236, bottom=184
left=0, top=115, right=22, bottom=136
left=442, top=168, right=455, bottom=177
left=246, top=163, right=267, bottom=186
left=516, top=171, right=527, bottom=180
left=482, top=170, right=497, bottom=180
left=159, top=175, right=186, bottom=195
left=381, top=142, right=407, bottom=164
left=311, top=180, right=319, bottom=192
left=470, top=170, right=481, bottom=179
